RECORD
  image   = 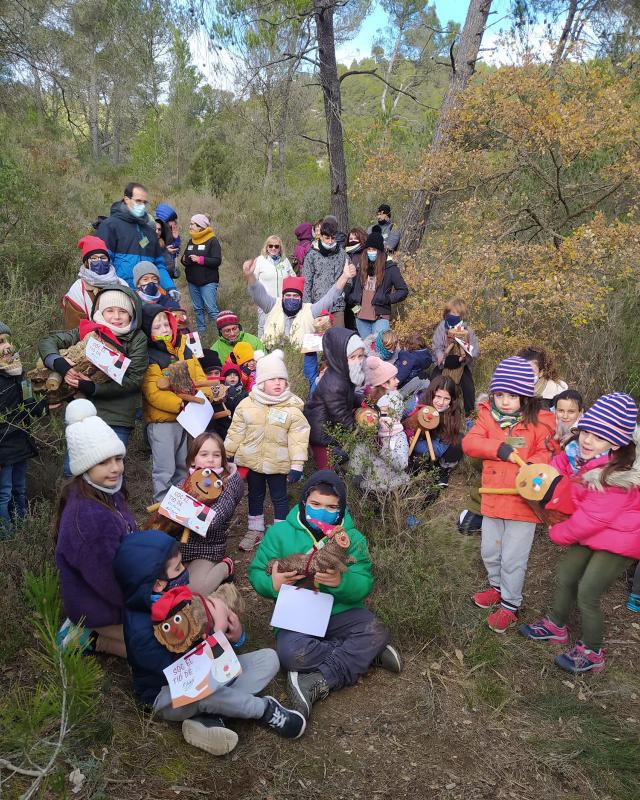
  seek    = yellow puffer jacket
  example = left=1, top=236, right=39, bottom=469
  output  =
left=224, top=392, right=310, bottom=474
left=142, top=337, right=214, bottom=423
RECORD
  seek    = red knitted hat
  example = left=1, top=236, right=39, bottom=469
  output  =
left=222, top=363, right=242, bottom=378
left=151, top=586, right=193, bottom=622
left=78, top=235, right=109, bottom=261
left=216, top=309, right=239, bottom=331
left=282, top=276, right=305, bottom=295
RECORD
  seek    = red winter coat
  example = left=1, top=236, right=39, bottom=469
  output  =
left=462, top=402, right=556, bottom=522
left=545, top=456, right=640, bottom=559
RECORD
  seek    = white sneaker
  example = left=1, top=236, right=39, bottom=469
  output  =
left=238, top=530, right=263, bottom=551
left=182, top=716, right=238, bottom=755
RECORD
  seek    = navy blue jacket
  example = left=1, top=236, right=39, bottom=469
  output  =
left=395, top=348, right=433, bottom=387
left=97, top=203, right=176, bottom=291
left=113, top=531, right=177, bottom=706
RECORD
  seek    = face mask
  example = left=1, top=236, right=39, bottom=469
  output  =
left=445, top=314, right=462, bottom=327
left=166, top=568, right=189, bottom=590
left=322, top=240, right=337, bottom=251
left=348, top=360, right=365, bottom=386
left=89, top=258, right=111, bottom=275
left=305, top=504, right=340, bottom=535
left=367, top=251, right=377, bottom=262
left=142, top=281, right=159, bottom=296
left=283, top=297, right=302, bottom=316
left=130, top=202, right=147, bottom=219
left=152, top=333, right=172, bottom=343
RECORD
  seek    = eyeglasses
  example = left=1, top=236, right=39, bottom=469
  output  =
left=89, top=255, right=110, bottom=262
left=267, top=244, right=281, bottom=250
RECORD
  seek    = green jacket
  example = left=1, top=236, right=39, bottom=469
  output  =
left=248, top=506, right=374, bottom=619
left=211, top=331, right=264, bottom=362
left=38, top=286, right=148, bottom=428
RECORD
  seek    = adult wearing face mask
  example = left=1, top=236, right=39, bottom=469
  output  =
left=62, top=237, right=128, bottom=330
left=96, top=182, right=178, bottom=298
left=251, top=235, right=295, bottom=338
left=304, top=328, right=366, bottom=470
left=302, top=218, right=351, bottom=327
left=345, top=226, right=408, bottom=339
left=367, top=204, right=400, bottom=253
left=242, top=259, right=356, bottom=352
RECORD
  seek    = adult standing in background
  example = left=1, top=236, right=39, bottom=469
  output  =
left=368, top=203, right=400, bottom=253
left=302, top=217, right=350, bottom=327
left=97, top=183, right=178, bottom=297
left=252, top=235, right=295, bottom=338
left=181, top=214, right=222, bottom=334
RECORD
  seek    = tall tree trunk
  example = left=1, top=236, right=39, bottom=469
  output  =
left=265, top=141, right=274, bottom=184
left=400, top=0, right=492, bottom=254
left=550, top=0, right=578, bottom=74
left=314, top=0, right=349, bottom=231
left=88, top=47, right=99, bottom=159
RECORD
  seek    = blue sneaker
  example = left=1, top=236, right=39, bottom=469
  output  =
left=406, top=515, right=420, bottom=527
left=554, top=641, right=605, bottom=674
left=626, top=592, right=640, bottom=612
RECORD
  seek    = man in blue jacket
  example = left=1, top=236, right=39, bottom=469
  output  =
left=97, top=183, right=178, bottom=295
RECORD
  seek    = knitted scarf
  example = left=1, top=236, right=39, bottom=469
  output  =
left=490, top=402, right=523, bottom=430
left=373, top=331, right=393, bottom=360
left=78, top=264, right=120, bottom=289
left=191, top=226, right=215, bottom=245
left=250, top=385, right=293, bottom=406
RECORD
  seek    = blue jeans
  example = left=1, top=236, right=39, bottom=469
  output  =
left=247, top=470, right=289, bottom=520
left=304, top=353, right=319, bottom=394
left=355, top=317, right=390, bottom=339
left=188, top=282, right=219, bottom=332
left=63, top=425, right=132, bottom=479
left=0, top=460, right=28, bottom=529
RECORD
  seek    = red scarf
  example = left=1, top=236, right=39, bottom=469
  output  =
left=79, top=319, right=121, bottom=347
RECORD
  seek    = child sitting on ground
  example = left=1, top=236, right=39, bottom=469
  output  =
left=395, top=333, right=432, bottom=394
left=179, top=432, right=243, bottom=595
left=367, top=329, right=400, bottom=365
left=113, top=531, right=305, bottom=756
left=248, top=471, right=402, bottom=719
left=462, top=357, right=556, bottom=633
left=517, top=345, right=568, bottom=408
left=141, top=306, right=213, bottom=503
left=553, top=388, right=584, bottom=448
left=134, top=262, right=179, bottom=310
left=432, top=298, right=479, bottom=416
left=224, top=349, right=310, bottom=551
left=221, top=363, right=248, bottom=416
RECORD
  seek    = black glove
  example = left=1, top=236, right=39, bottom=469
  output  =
left=78, top=380, right=96, bottom=397
left=540, top=475, right=563, bottom=507
left=497, top=443, right=514, bottom=461
left=443, top=354, right=461, bottom=369
left=53, top=357, right=72, bottom=376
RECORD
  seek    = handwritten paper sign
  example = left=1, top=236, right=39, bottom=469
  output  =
left=85, top=337, right=131, bottom=385
left=163, top=632, right=242, bottom=708
left=177, top=390, right=213, bottom=437
left=159, top=484, right=215, bottom=536
left=185, top=331, right=204, bottom=358
left=270, top=584, right=334, bottom=637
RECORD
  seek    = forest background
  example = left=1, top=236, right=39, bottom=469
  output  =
left=1, top=1, right=640, bottom=798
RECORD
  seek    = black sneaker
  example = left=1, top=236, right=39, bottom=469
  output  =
left=457, top=510, right=482, bottom=535
left=286, top=671, right=330, bottom=719
left=260, top=696, right=306, bottom=739
left=182, top=715, right=238, bottom=755
left=373, top=643, right=403, bottom=674
left=437, top=466, right=450, bottom=488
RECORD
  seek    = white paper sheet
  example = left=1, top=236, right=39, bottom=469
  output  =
left=177, top=390, right=213, bottom=437
left=270, top=584, right=334, bottom=636
left=84, top=336, right=131, bottom=384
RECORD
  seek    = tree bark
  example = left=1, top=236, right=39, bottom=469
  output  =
left=550, top=0, right=578, bottom=74
left=88, top=46, right=99, bottom=159
left=400, top=0, right=492, bottom=254
left=314, top=0, right=349, bottom=231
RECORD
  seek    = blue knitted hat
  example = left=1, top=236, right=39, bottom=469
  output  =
left=576, top=392, right=638, bottom=446
left=489, top=356, right=536, bottom=397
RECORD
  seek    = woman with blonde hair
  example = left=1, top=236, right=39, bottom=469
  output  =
left=253, top=235, right=295, bottom=338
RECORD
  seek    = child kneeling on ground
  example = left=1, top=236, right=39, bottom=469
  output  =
left=248, top=471, right=402, bottom=719
left=113, top=530, right=306, bottom=756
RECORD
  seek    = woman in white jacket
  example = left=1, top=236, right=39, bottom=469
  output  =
left=253, top=235, right=295, bottom=338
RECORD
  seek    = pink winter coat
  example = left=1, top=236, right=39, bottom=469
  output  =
left=547, top=455, right=640, bottom=559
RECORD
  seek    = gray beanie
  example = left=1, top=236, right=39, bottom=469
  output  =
left=0, top=322, right=10, bottom=336
left=133, top=261, right=160, bottom=287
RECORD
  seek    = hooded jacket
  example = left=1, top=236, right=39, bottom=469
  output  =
left=345, top=259, right=409, bottom=317
left=302, top=244, right=348, bottom=312
left=367, top=220, right=400, bottom=251
left=462, top=401, right=556, bottom=523
left=394, top=348, right=433, bottom=387
left=96, top=202, right=176, bottom=291
left=293, top=223, right=313, bottom=267
left=544, top=430, right=640, bottom=559
left=141, top=305, right=213, bottom=423
left=39, top=286, right=148, bottom=428
left=114, top=531, right=177, bottom=705
left=304, top=327, right=359, bottom=446
left=248, top=471, right=373, bottom=617
left=0, top=371, right=48, bottom=466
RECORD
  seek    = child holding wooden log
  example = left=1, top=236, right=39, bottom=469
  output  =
left=432, top=298, right=479, bottom=416
left=462, top=357, right=556, bottom=633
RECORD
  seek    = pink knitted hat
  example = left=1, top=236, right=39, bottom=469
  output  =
left=365, top=355, right=398, bottom=388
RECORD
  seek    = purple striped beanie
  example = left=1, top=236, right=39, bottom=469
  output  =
left=576, top=392, right=638, bottom=446
left=489, top=357, right=536, bottom=398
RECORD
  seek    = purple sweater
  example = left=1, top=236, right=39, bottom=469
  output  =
left=55, top=488, right=136, bottom=628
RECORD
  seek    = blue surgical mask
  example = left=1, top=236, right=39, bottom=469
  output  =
left=89, top=259, right=111, bottom=275
left=130, top=203, right=147, bottom=219
left=367, top=251, right=377, bottom=262
left=283, top=297, right=302, bottom=316
left=165, top=568, right=189, bottom=589
left=445, top=313, right=462, bottom=327
left=305, top=504, right=340, bottom=526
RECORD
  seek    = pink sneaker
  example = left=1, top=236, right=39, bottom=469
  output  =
left=519, top=616, right=569, bottom=644
left=555, top=641, right=605, bottom=674
left=473, top=586, right=501, bottom=609
left=487, top=607, right=518, bottom=633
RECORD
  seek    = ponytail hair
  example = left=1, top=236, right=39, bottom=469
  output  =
left=600, top=442, right=636, bottom=486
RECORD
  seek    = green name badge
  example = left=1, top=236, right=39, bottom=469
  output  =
left=505, top=436, right=526, bottom=449
left=21, top=379, right=33, bottom=401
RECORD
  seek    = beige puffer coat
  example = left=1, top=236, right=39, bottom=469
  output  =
left=224, top=393, right=310, bottom=474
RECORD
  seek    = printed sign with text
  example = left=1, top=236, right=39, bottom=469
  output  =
left=85, top=337, right=131, bottom=385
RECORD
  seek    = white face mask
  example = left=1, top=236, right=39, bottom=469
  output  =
left=348, top=360, right=365, bottom=386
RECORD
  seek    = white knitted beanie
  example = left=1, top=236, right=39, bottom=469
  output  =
left=255, top=349, right=289, bottom=386
left=96, top=289, right=134, bottom=317
left=65, top=399, right=126, bottom=476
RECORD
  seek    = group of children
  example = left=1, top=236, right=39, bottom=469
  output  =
left=1, top=222, right=638, bottom=758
